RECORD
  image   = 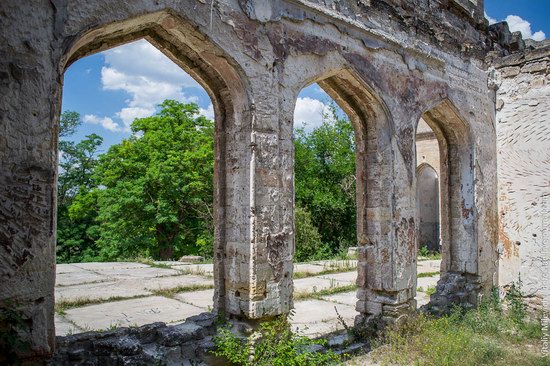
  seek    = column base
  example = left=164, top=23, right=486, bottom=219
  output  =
left=422, top=271, right=482, bottom=315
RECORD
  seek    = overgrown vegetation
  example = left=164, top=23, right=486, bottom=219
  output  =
left=370, top=287, right=548, bottom=366
left=213, top=312, right=341, bottom=366
left=418, top=245, right=442, bottom=260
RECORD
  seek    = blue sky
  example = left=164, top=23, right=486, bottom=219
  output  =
left=62, top=3, right=548, bottom=151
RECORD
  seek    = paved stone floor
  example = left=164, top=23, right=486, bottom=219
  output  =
left=54, top=259, right=441, bottom=337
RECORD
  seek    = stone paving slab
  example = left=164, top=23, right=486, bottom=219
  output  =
left=293, top=276, right=352, bottom=294
left=321, top=290, right=357, bottom=307
left=174, top=289, right=214, bottom=310
left=56, top=280, right=153, bottom=302
left=167, top=263, right=214, bottom=275
left=56, top=274, right=213, bottom=302
left=56, top=271, right=111, bottom=287
left=416, top=291, right=431, bottom=307
left=417, top=260, right=441, bottom=274
left=56, top=264, right=87, bottom=274
left=417, top=275, right=439, bottom=289
left=55, top=315, right=80, bottom=336
left=54, top=260, right=442, bottom=337
left=320, top=271, right=356, bottom=284
left=64, top=296, right=204, bottom=331
left=293, top=263, right=327, bottom=275
left=88, top=266, right=181, bottom=279
left=291, top=299, right=356, bottom=337
left=73, top=262, right=150, bottom=271
left=141, top=275, right=213, bottom=292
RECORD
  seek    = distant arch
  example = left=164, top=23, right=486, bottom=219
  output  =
left=417, top=98, right=476, bottom=278
left=416, top=163, right=440, bottom=252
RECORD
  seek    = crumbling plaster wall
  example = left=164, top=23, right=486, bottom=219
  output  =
left=493, top=44, right=550, bottom=309
left=1, top=0, right=496, bottom=360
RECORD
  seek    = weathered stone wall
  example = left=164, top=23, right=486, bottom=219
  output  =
left=492, top=42, right=550, bottom=310
left=49, top=313, right=220, bottom=366
left=1, top=0, right=497, bottom=361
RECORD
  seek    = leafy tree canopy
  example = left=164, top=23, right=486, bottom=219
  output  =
left=91, top=100, right=214, bottom=260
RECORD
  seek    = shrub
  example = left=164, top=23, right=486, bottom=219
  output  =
left=213, top=312, right=340, bottom=366
left=295, top=205, right=332, bottom=262
left=418, top=245, right=430, bottom=257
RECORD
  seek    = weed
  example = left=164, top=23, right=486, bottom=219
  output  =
left=417, top=246, right=442, bottom=261
left=55, top=295, right=148, bottom=313
left=370, top=283, right=546, bottom=366
left=294, top=284, right=357, bottom=301
left=213, top=311, right=340, bottom=366
left=417, top=271, right=440, bottom=278
left=425, top=285, right=436, bottom=296
left=293, top=265, right=356, bottom=280
left=149, top=284, right=214, bottom=298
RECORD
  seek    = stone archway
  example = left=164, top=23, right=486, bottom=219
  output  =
left=419, top=99, right=479, bottom=313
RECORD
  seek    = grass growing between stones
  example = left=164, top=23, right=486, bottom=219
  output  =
left=148, top=284, right=214, bottom=298
left=417, top=271, right=440, bottom=278
left=293, top=267, right=356, bottom=279
left=55, top=295, right=149, bottom=314
left=294, top=284, right=357, bottom=301
left=370, top=291, right=548, bottom=366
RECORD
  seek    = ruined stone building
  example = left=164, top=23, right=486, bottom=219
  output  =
left=1, top=0, right=549, bottom=363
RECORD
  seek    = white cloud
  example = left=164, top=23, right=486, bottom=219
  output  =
left=506, top=15, right=546, bottom=41
left=484, top=12, right=497, bottom=25
left=83, top=114, right=123, bottom=132
left=294, top=97, right=334, bottom=131
left=484, top=13, right=545, bottom=41
left=116, top=107, right=155, bottom=127
left=199, top=104, right=215, bottom=120
left=89, top=39, right=210, bottom=132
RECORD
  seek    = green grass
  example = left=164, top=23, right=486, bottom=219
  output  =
left=294, top=284, right=357, bottom=301
left=55, top=294, right=149, bottom=314
left=293, top=267, right=356, bottom=279
left=425, top=285, right=436, bottom=296
left=417, top=271, right=440, bottom=278
left=148, top=283, right=214, bottom=298
left=370, top=290, right=548, bottom=366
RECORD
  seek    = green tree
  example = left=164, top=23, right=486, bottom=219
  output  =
left=294, top=104, right=356, bottom=257
left=294, top=205, right=331, bottom=262
left=59, top=110, right=81, bottom=138
left=56, top=111, right=104, bottom=263
left=92, top=100, right=214, bottom=260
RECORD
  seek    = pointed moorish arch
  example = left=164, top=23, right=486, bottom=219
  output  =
left=291, top=67, right=419, bottom=324
left=416, top=98, right=478, bottom=310
left=59, top=10, right=252, bottom=320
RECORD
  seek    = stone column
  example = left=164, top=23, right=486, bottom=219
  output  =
left=0, top=2, right=60, bottom=359
left=219, top=76, right=294, bottom=322
left=355, top=104, right=417, bottom=327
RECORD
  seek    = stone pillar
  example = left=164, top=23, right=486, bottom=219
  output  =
left=219, top=77, right=294, bottom=322
left=355, top=105, right=417, bottom=327
left=0, top=2, right=59, bottom=359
